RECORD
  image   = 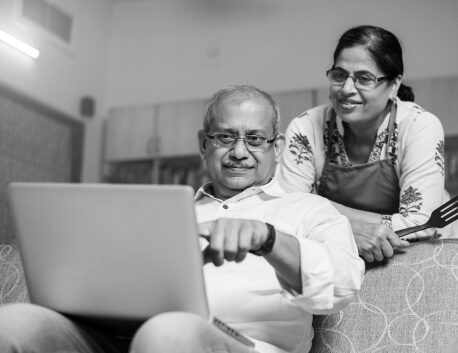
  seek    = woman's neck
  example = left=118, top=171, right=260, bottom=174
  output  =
left=341, top=103, right=392, bottom=165
left=343, top=124, right=377, bottom=165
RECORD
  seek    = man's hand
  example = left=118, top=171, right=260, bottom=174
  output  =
left=352, top=222, right=410, bottom=262
left=198, top=218, right=269, bottom=266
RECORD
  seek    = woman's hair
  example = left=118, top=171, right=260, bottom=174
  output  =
left=332, top=25, right=415, bottom=102
left=203, top=84, right=280, bottom=136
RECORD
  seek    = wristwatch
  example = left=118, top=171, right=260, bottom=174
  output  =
left=249, top=223, right=276, bottom=256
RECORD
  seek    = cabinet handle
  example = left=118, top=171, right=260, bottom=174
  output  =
left=146, top=137, right=154, bottom=155
left=155, top=136, right=161, bottom=155
left=146, top=136, right=161, bottom=155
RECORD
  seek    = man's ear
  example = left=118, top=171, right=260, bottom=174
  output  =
left=197, top=129, right=207, bottom=160
left=274, top=133, right=286, bottom=164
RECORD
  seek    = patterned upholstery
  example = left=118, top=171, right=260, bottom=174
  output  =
left=311, top=239, right=458, bottom=353
left=0, top=244, right=29, bottom=305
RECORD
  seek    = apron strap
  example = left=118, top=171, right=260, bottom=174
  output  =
left=317, top=110, right=336, bottom=197
left=324, top=109, right=336, bottom=166
left=386, top=99, right=397, bottom=160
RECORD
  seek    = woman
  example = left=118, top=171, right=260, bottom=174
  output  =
left=276, top=25, right=455, bottom=262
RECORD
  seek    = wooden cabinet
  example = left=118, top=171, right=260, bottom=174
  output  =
left=105, top=100, right=205, bottom=161
left=104, top=105, right=156, bottom=162
left=103, top=100, right=208, bottom=189
left=156, top=100, right=205, bottom=157
left=410, top=76, right=458, bottom=136
left=272, top=90, right=314, bottom=133
left=315, top=86, right=330, bottom=106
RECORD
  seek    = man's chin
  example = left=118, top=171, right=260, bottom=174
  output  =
left=220, top=176, right=256, bottom=192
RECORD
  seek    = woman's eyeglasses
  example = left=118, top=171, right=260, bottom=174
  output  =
left=326, top=69, right=390, bottom=91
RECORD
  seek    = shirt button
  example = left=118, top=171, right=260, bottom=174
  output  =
left=223, top=204, right=229, bottom=209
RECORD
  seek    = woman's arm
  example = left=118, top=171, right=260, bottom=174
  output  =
left=390, top=109, right=446, bottom=240
left=330, top=201, right=409, bottom=262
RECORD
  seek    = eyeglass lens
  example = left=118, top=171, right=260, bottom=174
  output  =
left=212, top=134, right=270, bottom=152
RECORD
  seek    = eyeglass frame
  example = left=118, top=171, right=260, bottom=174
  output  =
left=205, top=131, right=277, bottom=152
left=326, top=69, right=391, bottom=90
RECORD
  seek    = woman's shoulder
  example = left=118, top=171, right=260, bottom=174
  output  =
left=396, top=99, right=444, bottom=140
left=300, top=102, right=332, bottom=118
left=397, top=99, right=443, bottom=128
left=284, top=104, right=331, bottom=144
left=288, top=102, right=332, bottom=129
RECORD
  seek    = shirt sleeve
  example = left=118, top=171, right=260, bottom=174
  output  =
left=390, top=110, right=446, bottom=239
left=288, top=197, right=365, bottom=314
left=276, top=113, right=318, bottom=194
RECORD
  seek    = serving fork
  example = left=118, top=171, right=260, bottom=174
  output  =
left=395, top=194, right=458, bottom=240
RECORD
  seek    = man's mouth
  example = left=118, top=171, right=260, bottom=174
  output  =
left=222, top=163, right=253, bottom=170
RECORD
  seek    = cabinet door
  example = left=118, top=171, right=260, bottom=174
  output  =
left=315, top=86, right=330, bottom=107
left=411, top=76, right=458, bottom=136
left=156, top=100, right=205, bottom=157
left=105, top=106, right=156, bottom=161
left=272, top=90, right=314, bottom=134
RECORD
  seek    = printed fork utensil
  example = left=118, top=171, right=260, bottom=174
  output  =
left=395, top=195, right=458, bottom=239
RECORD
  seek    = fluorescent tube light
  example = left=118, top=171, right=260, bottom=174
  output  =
left=0, top=30, right=40, bottom=59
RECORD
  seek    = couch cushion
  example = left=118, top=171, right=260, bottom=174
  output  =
left=0, top=244, right=29, bottom=305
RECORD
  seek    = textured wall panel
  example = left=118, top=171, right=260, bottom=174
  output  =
left=0, top=84, right=83, bottom=244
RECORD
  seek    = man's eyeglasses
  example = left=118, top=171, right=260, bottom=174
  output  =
left=326, top=69, right=390, bottom=91
left=205, top=132, right=276, bottom=152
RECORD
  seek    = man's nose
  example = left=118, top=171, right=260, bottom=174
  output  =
left=230, top=139, right=250, bottom=158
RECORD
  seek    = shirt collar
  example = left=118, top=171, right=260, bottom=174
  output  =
left=194, top=178, right=287, bottom=202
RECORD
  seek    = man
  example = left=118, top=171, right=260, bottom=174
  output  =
left=0, top=85, right=363, bottom=353
left=130, top=85, right=364, bottom=353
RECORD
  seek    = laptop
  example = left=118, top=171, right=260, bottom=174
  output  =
left=7, top=182, right=254, bottom=347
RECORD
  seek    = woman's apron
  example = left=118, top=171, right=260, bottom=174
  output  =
left=318, top=102, right=400, bottom=214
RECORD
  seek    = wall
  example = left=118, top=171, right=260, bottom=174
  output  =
left=105, top=0, right=458, bottom=109
left=0, top=0, right=113, bottom=182
left=1, top=0, right=457, bottom=182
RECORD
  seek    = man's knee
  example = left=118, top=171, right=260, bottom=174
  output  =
left=0, top=303, right=41, bottom=329
left=131, top=312, right=211, bottom=353
left=0, top=303, right=71, bottom=344
left=0, top=303, right=49, bottom=346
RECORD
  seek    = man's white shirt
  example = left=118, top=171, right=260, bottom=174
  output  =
left=194, top=178, right=364, bottom=353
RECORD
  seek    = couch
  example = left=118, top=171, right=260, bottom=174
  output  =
left=1, top=240, right=458, bottom=352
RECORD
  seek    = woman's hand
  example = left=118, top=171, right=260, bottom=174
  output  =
left=351, top=222, right=410, bottom=262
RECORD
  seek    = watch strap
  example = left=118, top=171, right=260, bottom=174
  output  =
left=249, top=223, right=276, bottom=256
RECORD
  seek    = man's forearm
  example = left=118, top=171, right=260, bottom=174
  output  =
left=264, top=230, right=302, bottom=293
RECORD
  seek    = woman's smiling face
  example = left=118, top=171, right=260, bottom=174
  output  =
left=329, top=45, right=399, bottom=129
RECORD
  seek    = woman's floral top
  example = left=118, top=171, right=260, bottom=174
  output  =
left=276, top=98, right=452, bottom=238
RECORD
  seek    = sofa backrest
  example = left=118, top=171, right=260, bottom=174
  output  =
left=311, top=239, right=458, bottom=353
